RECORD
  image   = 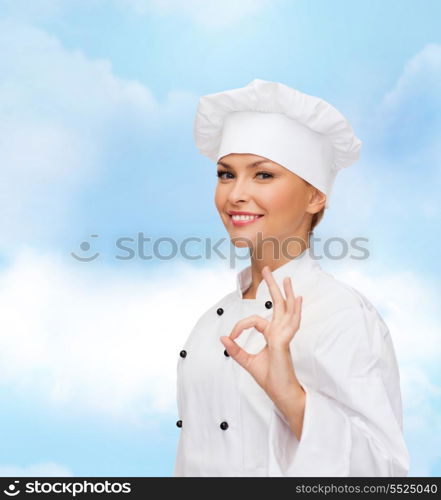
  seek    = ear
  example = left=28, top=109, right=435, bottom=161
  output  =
left=306, top=186, right=326, bottom=215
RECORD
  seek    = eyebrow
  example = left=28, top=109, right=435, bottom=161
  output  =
left=216, top=159, right=274, bottom=169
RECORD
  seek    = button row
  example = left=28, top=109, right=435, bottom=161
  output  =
left=180, top=301, right=273, bottom=359
left=177, top=302, right=272, bottom=434
left=217, top=302, right=273, bottom=316
left=179, top=348, right=230, bottom=358
left=176, top=420, right=229, bottom=430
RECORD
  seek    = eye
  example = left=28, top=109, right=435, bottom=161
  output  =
left=216, top=170, right=233, bottom=180
left=256, top=171, right=273, bottom=179
left=216, top=170, right=274, bottom=180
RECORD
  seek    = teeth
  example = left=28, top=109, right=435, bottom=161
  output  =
left=231, top=214, right=261, bottom=221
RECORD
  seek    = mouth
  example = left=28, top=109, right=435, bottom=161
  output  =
left=227, top=212, right=264, bottom=227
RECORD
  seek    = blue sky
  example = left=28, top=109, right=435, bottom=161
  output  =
left=0, top=0, right=440, bottom=477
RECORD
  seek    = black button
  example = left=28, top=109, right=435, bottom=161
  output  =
left=176, top=420, right=182, bottom=428
left=224, top=349, right=230, bottom=357
left=217, top=308, right=224, bottom=316
left=220, top=421, right=229, bottom=430
left=265, top=300, right=273, bottom=309
left=180, top=350, right=187, bottom=358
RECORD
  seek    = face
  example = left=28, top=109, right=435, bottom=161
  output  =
left=214, top=153, right=324, bottom=253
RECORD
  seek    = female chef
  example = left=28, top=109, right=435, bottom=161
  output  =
left=173, top=79, right=410, bottom=477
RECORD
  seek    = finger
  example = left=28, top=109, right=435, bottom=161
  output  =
left=220, top=335, right=254, bottom=371
left=284, top=276, right=296, bottom=316
left=229, top=314, right=270, bottom=342
left=292, top=296, right=303, bottom=329
left=262, top=266, right=286, bottom=318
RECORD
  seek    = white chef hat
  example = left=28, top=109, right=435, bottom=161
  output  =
left=193, top=78, right=362, bottom=208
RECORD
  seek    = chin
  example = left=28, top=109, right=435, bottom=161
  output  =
left=228, top=231, right=256, bottom=249
left=230, top=239, right=251, bottom=249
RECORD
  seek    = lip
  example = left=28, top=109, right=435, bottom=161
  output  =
left=227, top=211, right=264, bottom=227
left=227, top=211, right=263, bottom=216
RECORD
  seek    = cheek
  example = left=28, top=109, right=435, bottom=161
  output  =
left=214, top=185, right=224, bottom=211
left=263, top=186, right=303, bottom=217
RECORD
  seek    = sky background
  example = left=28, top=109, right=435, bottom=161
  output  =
left=0, top=0, right=440, bottom=477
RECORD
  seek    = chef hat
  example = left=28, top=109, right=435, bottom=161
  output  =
left=193, top=78, right=362, bottom=208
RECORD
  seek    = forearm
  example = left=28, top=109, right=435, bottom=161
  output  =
left=273, top=382, right=306, bottom=441
left=266, top=345, right=306, bottom=441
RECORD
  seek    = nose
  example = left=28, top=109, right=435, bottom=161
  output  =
left=227, top=176, right=252, bottom=204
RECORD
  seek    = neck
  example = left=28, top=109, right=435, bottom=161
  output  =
left=243, top=238, right=309, bottom=299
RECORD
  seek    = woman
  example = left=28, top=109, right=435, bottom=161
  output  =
left=173, top=79, right=410, bottom=477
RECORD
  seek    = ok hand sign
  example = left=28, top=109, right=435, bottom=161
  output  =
left=220, top=265, right=304, bottom=405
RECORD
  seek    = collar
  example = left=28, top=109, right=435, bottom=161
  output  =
left=235, top=248, right=321, bottom=301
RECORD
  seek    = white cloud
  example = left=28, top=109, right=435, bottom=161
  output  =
left=368, top=43, right=441, bottom=214
left=0, top=19, right=196, bottom=252
left=0, top=0, right=274, bottom=28
left=0, top=0, right=63, bottom=22
left=324, top=43, right=441, bottom=233
left=399, top=365, right=441, bottom=476
left=0, top=461, right=73, bottom=477
left=0, top=18, right=157, bottom=148
left=377, top=43, right=441, bottom=124
left=114, top=0, right=274, bottom=28
left=0, top=247, right=236, bottom=428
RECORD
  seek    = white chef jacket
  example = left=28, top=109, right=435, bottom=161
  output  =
left=173, top=249, right=410, bottom=477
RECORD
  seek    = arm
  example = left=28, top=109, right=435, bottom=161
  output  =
left=264, top=342, right=306, bottom=441
left=267, top=304, right=410, bottom=477
left=272, top=380, right=306, bottom=441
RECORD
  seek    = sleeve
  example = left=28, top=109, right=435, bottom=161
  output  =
left=267, top=303, right=410, bottom=477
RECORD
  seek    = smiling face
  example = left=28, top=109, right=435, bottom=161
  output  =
left=214, top=153, right=326, bottom=255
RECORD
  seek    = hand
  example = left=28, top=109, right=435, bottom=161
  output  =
left=220, top=265, right=304, bottom=404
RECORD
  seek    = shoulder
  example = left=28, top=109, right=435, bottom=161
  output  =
left=315, top=267, right=368, bottom=309
left=313, top=267, right=383, bottom=317
left=305, top=270, right=396, bottom=381
left=312, top=268, right=390, bottom=339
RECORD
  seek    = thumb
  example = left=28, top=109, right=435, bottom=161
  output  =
left=220, top=336, right=252, bottom=371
